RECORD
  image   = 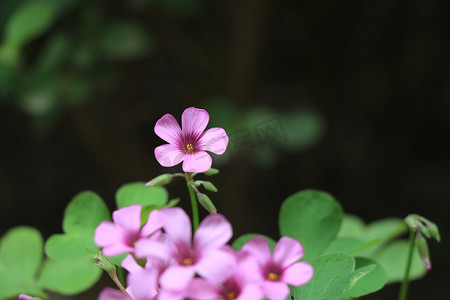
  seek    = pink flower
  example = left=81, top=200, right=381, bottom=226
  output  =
left=135, top=207, right=236, bottom=291
left=210, top=251, right=264, bottom=300
left=94, top=205, right=161, bottom=256
left=154, top=107, right=229, bottom=173
left=98, top=288, right=129, bottom=300
left=242, top=236, right=314, bottom=300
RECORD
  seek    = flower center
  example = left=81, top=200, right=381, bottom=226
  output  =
left=184, top=143, right=196, bottom=154
left=183, top=257, right=194, bottom=266
left=226, top=291, right=237, bottom=299
left=267, top=272, right=279, bottom=281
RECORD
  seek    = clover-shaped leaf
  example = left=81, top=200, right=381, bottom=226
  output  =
left=295, top=254, right=384, bottom=300
left=37, top=256, right=102, bottom=295
left=279, top=190, right=343, bottom=261
left=0, top=227, right=46, bottom=299
left=116, top=182, right=168, bottom=208
left=45, top=191, right=110, bottom=260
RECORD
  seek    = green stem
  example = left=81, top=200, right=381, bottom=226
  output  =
left=186, top=173, right=199, bottom=231
left=398, top=230, right=417, bottom=300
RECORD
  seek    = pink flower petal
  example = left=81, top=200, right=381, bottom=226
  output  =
left=242, top=236, right=272, bottom=266
left=263, top=281, right=290, bottom=300
left=102, top=243, right=134, bottom=257
left=237, top=284, right=264, bottom=300
left=135, top=237, right=173, bottom=261
left=94, top=221, right=125, bottom=247
left=155, top=113, right=182, bottom=145
left=160, top=265, right=196, bottom=290
left=182, top=151, right=212, bottom=173
left=196, top=248, right=236, bottom=284
left=181, top=107, right=209, bottom=137
left=141, top=209, right=162, bottom=237
left=282, top=261, right=313, bottom=286
left=122, top=255, right=143, bottom=274
left=194, top=214, right=233, bottom=251
left=159, top=207, right=192, bottom=244
left=98, top=287, right=129, bottom=300
left=273, top=236, right=304, bottom=268
left=186, top=278, right=219, bottom=299
left=199, top=127, right=229, bottom=155
left=112, top=205, right=142, bottom=237
left=128, top=269, right=158, bottom=300
left=155, top=144, right=185, bottom=167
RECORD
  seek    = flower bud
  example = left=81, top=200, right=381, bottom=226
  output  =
left=197, top=193, right=217, bottom=214
left=94, top=251, right=116, bottom=276
left=145, top=174, right=173, bottom=187
left=404, top=214, right=419, bottom=231
left=204, top=168, right=219, bottom=176
left=427, top=223, right=441, bottom=242
left=200, top=181, right=218, bottom=192
left=415, top=233, right=431, bottom=271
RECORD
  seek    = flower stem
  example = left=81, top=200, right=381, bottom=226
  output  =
left=110, top=272, right=132, bottom=299
left=186, top=173, right=199, bottom=231
left=398, top=230, right=417, bottom=300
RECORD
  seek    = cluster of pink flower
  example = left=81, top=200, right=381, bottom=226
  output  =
left=95, top=205, right=313, bottom=300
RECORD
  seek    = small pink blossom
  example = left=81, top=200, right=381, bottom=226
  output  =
left=135, top=207, right=236, bottom=291
left=211, top=251, right=264, bottom=300
left=154, top=107, right=229, bottom=173
left=242, top=236, right=314, bottom=300
left=94, top=205, right=161, bottom=256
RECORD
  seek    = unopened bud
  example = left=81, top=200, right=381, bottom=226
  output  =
left=94, top=251, right=116, bottom=275
left=415, top=233, right=431, bottom=271
left=204, top=168, right=219, bottom=176
left=197, top=193, right=217, bottom=214
left=195, top=180, right=218, bottom=192
left=404, top=214, right=418, bottom=231
left=145, top=174, right=173, bottom=187
left=427, top=223, right=440, bottom=242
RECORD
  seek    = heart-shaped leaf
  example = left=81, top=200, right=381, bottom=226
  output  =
left=116, top=182, right=168, bottom=209
left=37, top=255, right=102, bottom=295
left=0, top=227, right=46, bottom=299
left=279, top=190, right=343, bottom=261
left=45, top=191, right=110, bottom=260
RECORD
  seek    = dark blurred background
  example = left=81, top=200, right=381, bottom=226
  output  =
left=0, top=0, right=449, bottom=299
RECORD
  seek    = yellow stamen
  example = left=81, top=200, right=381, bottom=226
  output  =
left=183, top=257, right=194, bottom=265
left=267, top=272, right=279, bottom=281
left=184, top=143, right=195, bottom=154
left=226, top=291, right=237, bottom=299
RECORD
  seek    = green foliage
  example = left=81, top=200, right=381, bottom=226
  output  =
left=46, top=191, right=110, bottom=260
left=279, top=190, right=343, bottom=261
left=294, top=254, right=379, bottom=300
left=0, top=227, right=46, bottom=299
left=37, top=256, right=101, bottom=295
left=116, top=182, right=176, bottom=224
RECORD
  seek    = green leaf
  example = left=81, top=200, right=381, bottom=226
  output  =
left=345, top=257, right=387, bottom=297
left=4, top=0, right=59, bottom=47
left=232, top=234, right=277, bottom=251
left=45, top=191, right=110, bottom=260
left=63, top=191, right=111, bottom=234
left=0, top=227, right=46, bottom=298
left=116, top=182, right=168, bottom=209
left=373, top=241, right=426, bottom=282
left=45, top=234, right=97, bottom=260
left=321, top=237, right=366, bottom=256
left=295, top=254, right=355, bottom=300
left=37, top=256, right=102, bottom=295
left=279, top=190, right=343, bottom=261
